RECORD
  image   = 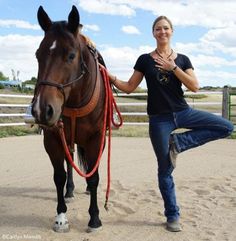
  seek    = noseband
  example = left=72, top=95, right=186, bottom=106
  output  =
left=36, top=52, right=88, bottom=101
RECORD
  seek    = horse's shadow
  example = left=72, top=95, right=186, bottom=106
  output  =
left=0, top=213, right=50, bottom=229
left=0, top=186, right=56, bottom=229
left=0, top=186, right=55, bottom=201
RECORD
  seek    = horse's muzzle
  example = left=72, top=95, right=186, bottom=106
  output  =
left=31, top=96, right=62, bottom=126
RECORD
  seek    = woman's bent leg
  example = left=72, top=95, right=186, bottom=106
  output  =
left=173, top=108, right=234, bottom=153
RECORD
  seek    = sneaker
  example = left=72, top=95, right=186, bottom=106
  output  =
left=169, top=137, right=178, bottom=168
left=166, top=220, right=182, bottom=232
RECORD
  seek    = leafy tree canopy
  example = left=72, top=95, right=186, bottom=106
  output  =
left=0, top=71, right=9, bottom=80
left=23, top=77, right=37, bottom=85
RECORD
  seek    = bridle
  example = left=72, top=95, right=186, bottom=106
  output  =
left=35, top=41, right=88, bottom=102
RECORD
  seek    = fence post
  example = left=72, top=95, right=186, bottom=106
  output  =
left=222, top=85, right=229, bottom=119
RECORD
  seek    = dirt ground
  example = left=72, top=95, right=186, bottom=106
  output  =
left=0, top=135, right=236, bottom=241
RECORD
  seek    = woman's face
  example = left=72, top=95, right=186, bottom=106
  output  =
left=153, top=19, right=173, bottom=44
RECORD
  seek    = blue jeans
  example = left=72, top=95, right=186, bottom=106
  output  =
left=149, top=107, right=234, bottom=222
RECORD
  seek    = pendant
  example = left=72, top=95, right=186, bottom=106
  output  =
left=156, top=68, right=170, bottom=85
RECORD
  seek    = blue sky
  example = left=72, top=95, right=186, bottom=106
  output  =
left=0, top=0, right=235, bottom=88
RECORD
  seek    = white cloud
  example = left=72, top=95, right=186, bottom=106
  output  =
left=201, top=26, right=236, bottom=48
left=174, top=23, right=236, bottom=59
left=174, top=39, right=236, bottom=87
left=175, top=41, right=224, bottom=56
left=196, top=69, right=236, bottom=87
left=121, top=25, right=140, bottom=35
left=83, top=24, right=100, bottom=32
left=0, top=19, right=40, bottom=30
left=0, top=35, right=42, bottom=81
left=148, top=0, right=236, bottom=28
left=74, top=0, right=135, bottom=16
left=191, top=54, right=236, bottom=68
left=74, top=0, right=236, bottom=28
left=100, top=45, right=150, bottom=88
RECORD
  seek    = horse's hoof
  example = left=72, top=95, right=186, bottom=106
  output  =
left=87, top=225, right=102, bottom=233
left=65, top=191, right=74, bottom=199
left=65, top=196, right=74, bottom=203
left=53, top=213, right=70, bottom=233
left=87, top=218, right=102, bottom=233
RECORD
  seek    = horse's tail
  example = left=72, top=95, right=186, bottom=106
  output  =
left=76, top=146, right=88, bottom=172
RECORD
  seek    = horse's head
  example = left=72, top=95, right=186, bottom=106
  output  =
left=32, top=5, right=85, bottom=126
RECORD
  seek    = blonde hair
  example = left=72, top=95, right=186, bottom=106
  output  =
left=152, top=16, right=173, bottom=32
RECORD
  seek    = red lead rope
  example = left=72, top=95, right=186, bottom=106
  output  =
left=58, top=65, right=123, bottom=210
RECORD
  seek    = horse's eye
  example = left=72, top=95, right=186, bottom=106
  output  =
left=68, top=52, right=76, bottom=62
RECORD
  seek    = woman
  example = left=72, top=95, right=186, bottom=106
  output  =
left=108, top=16, right=234, bottom=232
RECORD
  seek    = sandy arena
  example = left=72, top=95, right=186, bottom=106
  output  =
left=0, top=135, right=236, bottom=241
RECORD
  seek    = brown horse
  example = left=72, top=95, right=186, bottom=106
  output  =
left=32, top=5, right=106, bottom=232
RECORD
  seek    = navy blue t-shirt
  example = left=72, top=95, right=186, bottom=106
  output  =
left=134, top=53, right=193, bottom=115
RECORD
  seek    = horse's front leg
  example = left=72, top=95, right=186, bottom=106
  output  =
left=44, top=131, right=69, bottom=233
left=65, top=154, right=75, bottom=201
left=53, top=164, right=69, bottom=232
left=86, top=170, right=102, bottom=232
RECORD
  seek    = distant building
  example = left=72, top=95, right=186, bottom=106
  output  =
left=0, top=80, right=22, bottom=88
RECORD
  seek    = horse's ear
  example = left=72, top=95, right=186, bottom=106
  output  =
left=68, top=5, right=80, bottom=34
left=37, top=6, right=52, bottom=32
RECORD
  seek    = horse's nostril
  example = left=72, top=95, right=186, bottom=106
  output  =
left=45, top=105, right=54, bottom=121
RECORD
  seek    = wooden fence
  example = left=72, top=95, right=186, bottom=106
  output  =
left=0, top=87, right=234, bottom=128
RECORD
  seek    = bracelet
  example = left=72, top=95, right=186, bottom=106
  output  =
left=172, top=65, right=177, bottom=71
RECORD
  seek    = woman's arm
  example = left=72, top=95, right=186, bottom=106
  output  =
left=172, top=67, right=199, bottom=92
left=108, top=70, right=143, bottom=94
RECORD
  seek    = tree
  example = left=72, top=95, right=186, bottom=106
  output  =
left=0, top=71, right=9, bottom=80
left=23, top=77, right=37, bottom=85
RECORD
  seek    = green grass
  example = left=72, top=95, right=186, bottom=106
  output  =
left=231, top=131, right=236, bottom=139
left=0, top=125, right=40, bottom=138
left=112, top=125, right=149, bottom=137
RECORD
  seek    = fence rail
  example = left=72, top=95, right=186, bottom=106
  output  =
left=0, top=90, right=229, bottom=127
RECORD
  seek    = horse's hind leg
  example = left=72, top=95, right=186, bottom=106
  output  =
left=86, top=170, right=102, bottom=232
